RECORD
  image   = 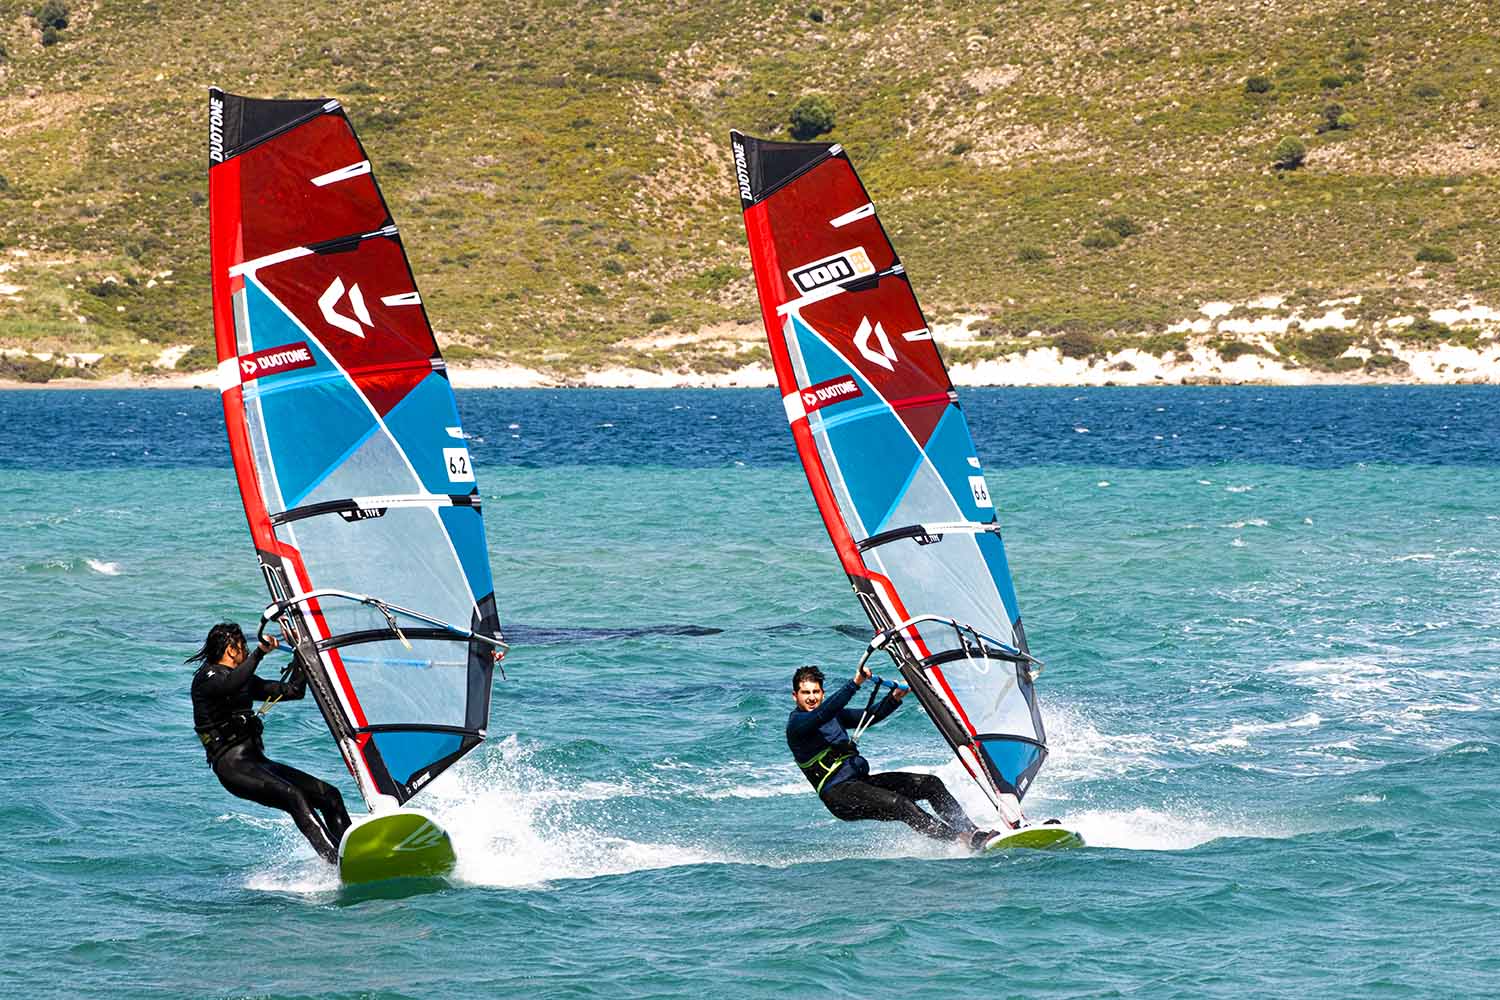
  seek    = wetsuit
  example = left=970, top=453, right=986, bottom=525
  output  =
left=786, top=679, right=980, bottom=844
left=191, top=647, right=351, bottom=863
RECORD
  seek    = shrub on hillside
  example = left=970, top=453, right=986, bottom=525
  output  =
left=1364, top=353, right=1409, bottom=375
left=1279, top=332, right=1356, bottom=369
left=693, top=263, right=741, bottom=291
left=0, top=174, right=10, bottom=193
left=1213, top=340, right=1263, bottom=362
left=1320, top=74, right=1347, bottom=90
left=1102, top=214, right=1142, bottom=238
left=601, top=258, right=624, bottom=275
left=1245, top=76, right=1272, bottom=94
left=176, top=344, right=218, bottom=372
left=807, top=7, right=824, bottom=21
left=0, top=355, right=64, bottom=383
left=1080, top=229, right=1123, bottom=250
left=41, top=25, right=59, bottom=45
left=1401, top=317, right=1455, bottom=344
left=1342, top=38, right=1369, bottom=63
left=789, top=95, right=835, bottom=140
left=1415, top=245, right=1456, bottom=263
left=1052, top=330, right=1101, bottom=359
left=35, top=1, right=69, bottom=29
left=646, top=309, right=671, bottom=325
left=1317, top=103, right=1355, bottom=133
left=1412, top=82, right=1441, bottom=99
left=949, top=141, right=972, bottom=156
left=1015, top=245, right=1051, bottom=262
left=1272, top=136, right=1306, bottom=170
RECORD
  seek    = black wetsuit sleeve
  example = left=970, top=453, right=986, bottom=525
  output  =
left=194, top=646, right=266, bottom=700
left=870, top=691, right=902, bottom=724
left=249, top=657, right=306, bottom=702
left=787, top=680, right=861, bottom=737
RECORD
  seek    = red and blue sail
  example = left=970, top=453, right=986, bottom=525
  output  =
left=208, top=89, right=502, bottom=809
left=732, top=131, right=1047, bottom=821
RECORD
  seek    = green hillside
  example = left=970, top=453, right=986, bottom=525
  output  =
left=0, top=0, right=1496, bottom=381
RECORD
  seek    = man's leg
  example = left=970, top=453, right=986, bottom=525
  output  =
left=821, top=777, right=967, bottom=842
left=214, top=748, right=340, bottom=863
left=867, top=771, right=977, bottom=833
left=265, top=759, right=352, bottom=846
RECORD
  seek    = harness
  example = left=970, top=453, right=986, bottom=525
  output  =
left=195, top=710, right=263, bottom=764
left=797, top=739, right=858, bottom=794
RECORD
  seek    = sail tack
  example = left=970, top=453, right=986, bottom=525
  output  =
left=209, top=89, right=502, bottom=809
left=732, top=131, right=1047, bottom=819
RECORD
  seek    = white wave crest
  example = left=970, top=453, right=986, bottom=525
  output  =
left=86, top=559, right=122, bottom=575
left=1067, top=805, right=1296, bottom=851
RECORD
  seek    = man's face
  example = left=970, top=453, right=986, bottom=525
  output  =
left=795, top=680, right=824, bottom=712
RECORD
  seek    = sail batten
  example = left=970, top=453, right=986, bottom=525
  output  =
left=210, top=88, right=502, bottom=809
left=733, top=130, right=1048, bottom=820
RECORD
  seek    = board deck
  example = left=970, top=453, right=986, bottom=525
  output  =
left=983, top=823, right=1085, bottom=851
left=338, top=811, right=456, bottom=884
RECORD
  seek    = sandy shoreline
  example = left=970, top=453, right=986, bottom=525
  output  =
left=5, top=297, right=1499, bottom=390
left=6, top=348, right=1498, bottom=391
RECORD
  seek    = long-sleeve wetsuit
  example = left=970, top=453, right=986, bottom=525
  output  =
left=191, top=648, right=351, bottom=863
left=786, top=679, right=979, bottom=844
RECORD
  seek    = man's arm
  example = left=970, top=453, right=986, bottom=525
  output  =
left=837, top=685, right=905, bottom=729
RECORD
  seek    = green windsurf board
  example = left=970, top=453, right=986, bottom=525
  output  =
left=982, top=823, right=1085, bottom=851
left=338, top=811, right=456, bottom=884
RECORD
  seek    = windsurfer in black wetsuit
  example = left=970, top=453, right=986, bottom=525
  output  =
left=189, top=622, right=351, bottom=864
left=786, top=664, right=1001, bottom=850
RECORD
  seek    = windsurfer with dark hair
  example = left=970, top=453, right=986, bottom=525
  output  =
left=787, top=663, right=1002, bottom=850
left=189, top=622, right=351, bottom=864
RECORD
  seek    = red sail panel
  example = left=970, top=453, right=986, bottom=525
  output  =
left=252, top=237, right=436, bottom=415
left=233, top=112, right=388, bottom=261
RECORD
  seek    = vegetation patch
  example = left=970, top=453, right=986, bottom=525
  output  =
left=0, top=354, right=67, bottom=383
left=789, top=95, right=836, bottom=140
left=1080, top=229, right=1123, bottom=250
left=1415, top=245, right=1456, bottom=263
left=1364, top=353, right=1410, bottom=375
left=1275, top=331, right=1358, bottom=370
left=1211, top=339, right=1269, bottom=362
left=1272, top=137, right=1307, bottom=170
left=1051, top=330, right=1102, bottom=359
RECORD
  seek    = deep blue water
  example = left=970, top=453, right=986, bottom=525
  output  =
left=3, top=385, right=1498, bottom=470
left=1, top=387, right=1497, bottom=999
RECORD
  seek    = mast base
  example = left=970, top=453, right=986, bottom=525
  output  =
left=338, top=809, right=455, bottom=884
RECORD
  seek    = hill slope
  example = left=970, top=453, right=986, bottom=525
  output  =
left=0, top=0, right=1497, bottom=382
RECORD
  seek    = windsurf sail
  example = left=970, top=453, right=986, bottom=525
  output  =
left=732, top=131, right=1047, bottom=825
left=208, top=89, right=505, bottom=812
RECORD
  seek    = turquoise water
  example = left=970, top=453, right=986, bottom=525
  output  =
left=2, top=387, right=1497, bottom=998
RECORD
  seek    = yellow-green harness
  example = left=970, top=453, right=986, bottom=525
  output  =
left=797, top=741, right=857, bottom=794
